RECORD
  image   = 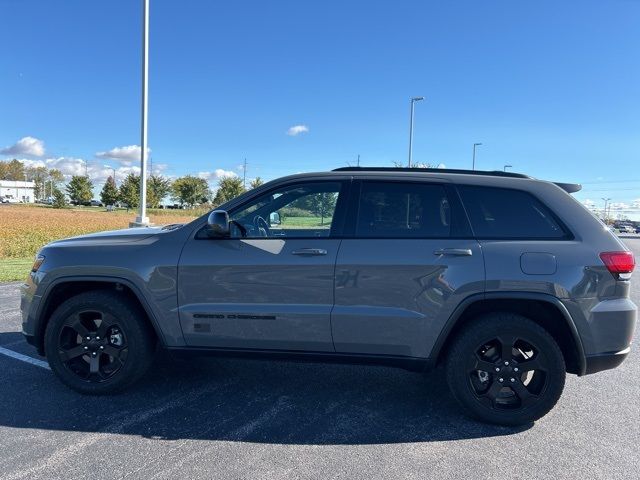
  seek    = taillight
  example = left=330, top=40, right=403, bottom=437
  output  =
left=599, top=251, right=635, bottom=278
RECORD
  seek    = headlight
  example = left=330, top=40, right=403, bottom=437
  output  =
left=31, top=254, right=45, bottom=273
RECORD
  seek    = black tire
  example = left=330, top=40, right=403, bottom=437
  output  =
left=44, top=290, right=156, bottom=394
left=445, top=312, right=565, bottom=426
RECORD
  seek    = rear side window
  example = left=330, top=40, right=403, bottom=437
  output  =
left=458, top=185, right=569, bottom=239
left=356, top=182, right=451, bottom=238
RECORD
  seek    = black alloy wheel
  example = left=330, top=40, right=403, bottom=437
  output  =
left=468, top=334, right=548, bottom=410
left=446, top=313, right=566, bottom=426
left=57, top=309, right=128, bottom=382
left=45, top=291, right=155, bottom=394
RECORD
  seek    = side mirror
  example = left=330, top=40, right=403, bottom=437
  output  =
left=269, top=212, right=281, bottom=225
left=207, top=210, right=230, bottom=236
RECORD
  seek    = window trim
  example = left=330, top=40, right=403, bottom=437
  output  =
left=454, top=184, right=575, bottom=241
left=194, top=179, right=352, bottom=240
left=342, top=179, right=474, bottom=240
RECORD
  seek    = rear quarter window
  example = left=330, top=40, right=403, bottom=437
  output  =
left=457, top=185, right=570, bottom=239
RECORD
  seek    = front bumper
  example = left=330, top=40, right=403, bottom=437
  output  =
left=20, top=279, right=44, bottom=354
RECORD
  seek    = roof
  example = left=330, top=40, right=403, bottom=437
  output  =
left=0, top=180, right=35, bottom=188
left=332, top=166, right=530, bottom=179
left=330, top=166, right=581, bottom=193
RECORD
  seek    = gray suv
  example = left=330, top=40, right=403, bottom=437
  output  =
left=20, top=167, right=637, bottom=425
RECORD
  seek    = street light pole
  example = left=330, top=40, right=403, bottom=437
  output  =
left=134, top=0, right=150, bottom=226
left=503, top=164, right=512, bottom=172
left=472, top=143, right=482, bottom=170
left=407, top=96, right=424, bottom=167
left=602, top=197, right=611, bottom=223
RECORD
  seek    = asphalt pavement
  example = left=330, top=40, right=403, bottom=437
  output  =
left=0, top=239, right=639, bottom=480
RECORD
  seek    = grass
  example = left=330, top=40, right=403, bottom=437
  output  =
left=0, top=258, right=32, bottom=282
left=280, top=216, right=333, bottom=228
left=0, top=204, right=200, bottom=259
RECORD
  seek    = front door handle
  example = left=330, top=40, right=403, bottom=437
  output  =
left=433, top=248, right=473, bottom=256
left=292, top=248, right=328, bottom=256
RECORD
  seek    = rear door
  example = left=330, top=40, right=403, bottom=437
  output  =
left=332, top=179, right=485, bottom=358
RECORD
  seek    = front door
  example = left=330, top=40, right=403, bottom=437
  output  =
left=332, top=179, right=485, bottom=358
left=178, top=180, right=348, bottom=352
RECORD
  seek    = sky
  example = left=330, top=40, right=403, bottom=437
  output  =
left=1, top=0, right=639, bottom=217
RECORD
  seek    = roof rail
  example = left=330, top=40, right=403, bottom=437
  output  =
left=332, top=166, right=531, bottom=179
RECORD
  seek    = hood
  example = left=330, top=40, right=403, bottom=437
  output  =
left=48, top=226, right=165, bottom=247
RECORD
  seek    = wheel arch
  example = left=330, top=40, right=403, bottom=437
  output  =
left=34, top=276, right=166, bottom=355
left=432, top=292, right=586, bottom=375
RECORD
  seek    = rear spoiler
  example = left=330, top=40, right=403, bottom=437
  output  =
left=554, top=182, right=581, bottom=193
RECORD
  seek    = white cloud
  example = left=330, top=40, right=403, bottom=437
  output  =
left=437, top=163, right=446, bottom=169
left=286, top=125, right=309, bottom=136
left=95, top=145, right=151, bottom=165
left=0, top=136, right=45, bottom=157
left=15, top=157, right=172, bottom=187
left=197, top=169, right=238, bottom=184
left=610, top=202, right=629, bottom=211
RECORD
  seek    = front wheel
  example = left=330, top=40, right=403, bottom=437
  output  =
left=445, top=313, right=566, bottom=426
left=44, top=291, right=156, bottom=394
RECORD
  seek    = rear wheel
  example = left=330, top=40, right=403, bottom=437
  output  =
left=445, top=313, right=565, bottom=426
left=44, top=291, right=155, bottom=394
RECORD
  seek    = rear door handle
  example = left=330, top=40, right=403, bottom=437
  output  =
left=433, top=248, right=473, bottom=256
left=292, top=248, right=328, bottom=256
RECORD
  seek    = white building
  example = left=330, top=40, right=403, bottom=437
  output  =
left=0, top=180, right=36, bottom=203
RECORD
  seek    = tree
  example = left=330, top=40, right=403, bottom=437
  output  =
left=0, top=159, right=26, bottom=180
left=310, top=192, right=337, bottom=225
left=172, top=175, right=210, bottom=207
left=66, top=175, right=93, bottom=205
left=100, top=176, right=119, bottom=207
left=25, top=166, right=48, bottom=199
left=52, top=187, right=67, bottom=209
left=250, top=177, right=264, bottom=189
left=148, top=174, right=172, bottom=208
left=45, top=168, right=65, bottom=200
left=119, top=173, right=140, bottom=210
left=392, top=161, right=436, bottom=168
left=213, top=176, right=245, bottom=205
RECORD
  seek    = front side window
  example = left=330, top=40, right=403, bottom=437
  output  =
left=457, top=185, right=568, bottom=239
left=228, top=182, right=343, bottom=238
left=355, top=182, right=451, bottom=238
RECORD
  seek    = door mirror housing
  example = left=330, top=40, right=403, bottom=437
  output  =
left=207, top=210, right=230, bottom=237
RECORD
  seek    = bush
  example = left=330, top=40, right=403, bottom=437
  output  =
left=52, top=189, right=68, bottom=209
left=279, top=207, right=311, bottom=218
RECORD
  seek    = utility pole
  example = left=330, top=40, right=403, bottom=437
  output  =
left=134, top=0, right=150, bottom=226
left=407, top=96, right=424, bottom=167
left=472, top=143, right=482, bottom=170
left=242, top=158, right=247, bottom=189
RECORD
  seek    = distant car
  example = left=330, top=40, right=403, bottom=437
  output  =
left=635, top=226, right=640, bottom=234
left=1, top=195, right=20, bottom=204
left=620, top=225, right=634, bottom=234
left=90, top=200, right=103, bottom=207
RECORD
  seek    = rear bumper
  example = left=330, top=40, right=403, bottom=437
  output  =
left=584, top=347, right=630, bottom=375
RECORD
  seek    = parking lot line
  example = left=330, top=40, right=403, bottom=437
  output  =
left=0, top=346, right=50, bottom=370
